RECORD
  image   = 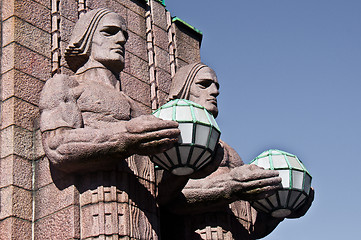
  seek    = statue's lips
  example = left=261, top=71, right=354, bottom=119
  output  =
left=207, top=98, right=217, bottom=105
left=112, top=48, right=124, bottom=55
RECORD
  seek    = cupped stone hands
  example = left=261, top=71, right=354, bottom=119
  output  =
left=125, top=115, right=180, bottom=155
left=205, top=164, right=282, bottom=202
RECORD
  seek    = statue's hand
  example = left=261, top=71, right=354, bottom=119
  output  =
left=286, top=187, right=315, bottom=219
left=228, top=164, right=281, bottom=201
left=125, top=115, right=180, bottom=155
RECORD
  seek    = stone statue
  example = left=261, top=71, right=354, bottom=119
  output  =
left=40, top=8, right=179, bottom=173
left=158, top=63, right=314, bottom=239
left=39, top=8, right=180, bottom=239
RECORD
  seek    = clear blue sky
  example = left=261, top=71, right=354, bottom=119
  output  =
left=166, top=1, right=361, bottom=239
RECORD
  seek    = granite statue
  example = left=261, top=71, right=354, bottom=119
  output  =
left=158, top=63, right=314, bottom=239
left=39, top=9, right=180, bottom=173
left=39, top=8, right=180, bottom=239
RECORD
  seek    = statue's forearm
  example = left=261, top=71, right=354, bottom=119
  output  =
left=42, top=124, right=131, bottom=172
left=164, top=174, right=237, bottom=214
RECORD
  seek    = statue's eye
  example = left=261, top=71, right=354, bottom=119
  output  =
left=197, top=80, right=212, bottom=89
left=101, top=26, right=120, bottom=36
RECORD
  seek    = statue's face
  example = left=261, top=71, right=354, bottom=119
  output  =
left=90, top=13, right=127, bottom=72
left=189, top=67, right=220, bottom=118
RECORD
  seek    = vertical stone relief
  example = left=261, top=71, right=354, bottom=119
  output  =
left=51, top=0, right=61, bottom=74
left=145, top=0, right=158, bottom=111
left=166, top=11, right=176, bottom=78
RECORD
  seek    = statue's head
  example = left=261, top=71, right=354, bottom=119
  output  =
left=65, top=8, right=128, bottom=73
left=169, top=63, right=220, bottom=117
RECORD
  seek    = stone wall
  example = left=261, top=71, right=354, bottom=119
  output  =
left=0, top=0, right=202, bottom=239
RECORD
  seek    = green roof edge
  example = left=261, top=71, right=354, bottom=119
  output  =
left=155, top=0, right=166, bottom=7
left=172, top=17, right=203, bottom=37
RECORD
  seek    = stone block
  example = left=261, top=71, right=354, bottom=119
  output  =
left=121, top=72, right=150, bottom=107
left=33, top=0, right=50, bottom=9
left=0, top=155, right=32, bottom=190
left=3, top=0, right=51, bottom=32
left=87, top=0, right=127, bottom=17
left=0, top=186, right=32, bottom=221
left=0, top=43, right=50, bottom=80
left=33, top=129, right=45, bottom=159
left=156, top=68, right=171, bottom=93
left=0, top=217, right=32, bottom=240
left=151, top=0, right=167, bottom=30
left=124, top=52, right=150, bottom=83
left=117, top=0, right=146, bottom=17
left=175, top=57, right=188, bottom=70
left=175, top=24, right=202, bottom=49
left=34, top=205, right=80, bottom=240
left=60, top=0, right=78, bottom=23
left=1, top=70, right=45, bottom=106
left=0, top=125, right=33, bottom=160
left=1, top=0, right=15, bottom=21
left=175, top=38, right=201, bottom=64
left=153, top=25, right=168, bottom=51
left=2, top=16, right=51, bottom=58
left=1, top=97, right=39, bottom=131
left=60, top=16, right=75, bottom=43
left=127, top=7, right=146, bottom=39
left=154, top=46, right=170, bottom=72
left=35, top=183, right=79, bottom=220
left=126, top=30, right=147, bottom=61
left=14, top=43, right=51, bottom=81
left=158, top=90, right=169, bottom=107
left=34, top=157, right=52, bottom=189
left=1, top=44, right=15, bottom=74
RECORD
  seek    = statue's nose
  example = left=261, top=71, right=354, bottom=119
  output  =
left=210, top=83, right=219, bottom=97
left=116, top=31, right=127, bottom=45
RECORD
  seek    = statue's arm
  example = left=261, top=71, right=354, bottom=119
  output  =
left=40, top=75, right=180, bottom=173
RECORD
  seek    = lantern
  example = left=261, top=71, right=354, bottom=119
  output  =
left=250, top=149, right=312, bottom=218
left=151, top=99, right=221, bottom=176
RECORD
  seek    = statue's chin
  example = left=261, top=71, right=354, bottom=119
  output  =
left=207, top=106, right=218, bottom=118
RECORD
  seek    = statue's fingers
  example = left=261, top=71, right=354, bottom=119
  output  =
left=138, top=137, right=178, bottom=155
left=240, top=176, right=282, bottom=190
left=128, top=117, right=179, bottom=133
left=231, top=169, right=280, bottom=182
left=241, top=185, right=280, bottom=201
left=137, top=128, right=180, bottom=142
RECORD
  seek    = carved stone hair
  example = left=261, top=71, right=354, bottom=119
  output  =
left=65, top=8, right=126, bottom=72
left=168, top=62, right=209, bottom=101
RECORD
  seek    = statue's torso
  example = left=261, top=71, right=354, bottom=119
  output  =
left=73, top=77, right=132, bottom=128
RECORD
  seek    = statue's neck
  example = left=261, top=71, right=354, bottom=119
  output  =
left=76, top=60, right=121, bottom=90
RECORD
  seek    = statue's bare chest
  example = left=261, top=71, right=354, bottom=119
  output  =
left=76, top=81, right=131, bottom=123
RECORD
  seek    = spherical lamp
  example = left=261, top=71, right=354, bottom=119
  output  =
left=151, top=99, right=221, bottom=176
left=250, top=149, right=312, bottom=218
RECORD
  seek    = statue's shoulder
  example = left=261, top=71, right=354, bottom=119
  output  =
left=43, top=73, right=79, bottom=90
left=40, top=74, right=79, bottom=110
